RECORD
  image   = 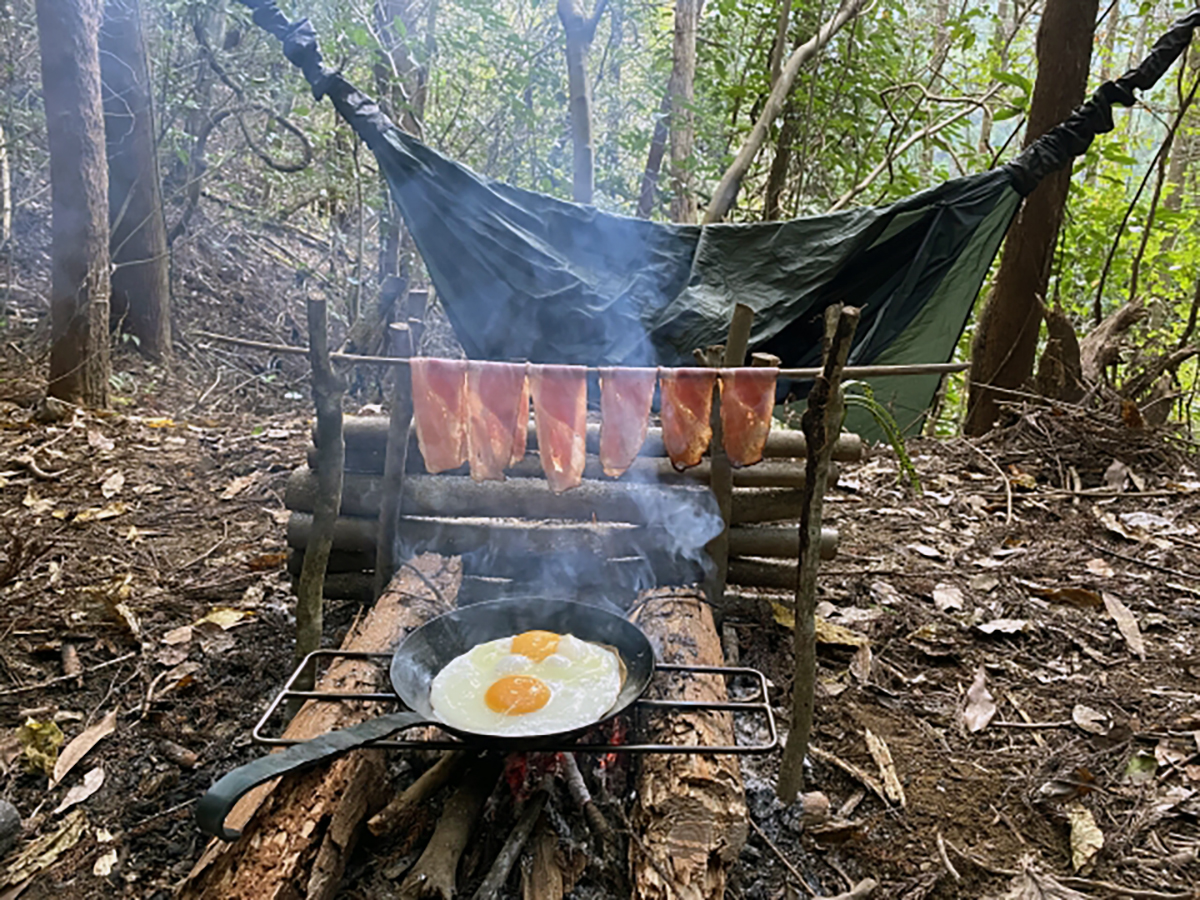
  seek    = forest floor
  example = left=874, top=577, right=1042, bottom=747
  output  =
left=1, top=213, right=1200, bottom=899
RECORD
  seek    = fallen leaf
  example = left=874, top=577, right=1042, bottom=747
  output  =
left=194, top=607, right=254, bottom=630
left=1072, top=705, right=1110, bottom=736
left=262, top=507, right=291, bottom=525
left=99, top=471, right=124, bottom=499
left=220, top=473, right=259, bottom=500
left=869, top=581, right=904, bottom=605
left=998, top=858, right=1090, bottom=899
left=849, top=644, right=872, bottom=684
left=245, top=551, right=287, bottom=571
left=0, top=809, right=87, bottom=889
left=17, top=720, right=64, bottom=777
left=1102, top=593, right=1145, bottom=660
left=907, top=543, right=942, bottom=559
left=161, top=625, right=193, bottom=645
left=815, top=616, right=868, bottom=647
left=160, top=661, right=202, bottom=694
left=969, top=574, right=999, bottom=592
left=1102, top=459, right=1129, bottom=492
left=87, top=430, right=115, bottom=452
left=932, top=583, right=965, bottom=612
left=142, top=417, right=176, bottom=428
left=1017, top=579, right=1103, bottom=609
left=92, top=848, right=117, bottom=877
left=863, top=729, right=906, bottom=807
left=52, top=711, right=117, bottom=787
left=1086, top=558, right=1115, bottom=578
left=73, top=502, right=128, bottom=524
left=53, top=766, right=104, bottom=814
left=976, top=619, right=1028, bottom=635
left=1066, top=802, right=1103, bottom=870
left=21, top=489, right=55, bottom=516
left=963, top=666, right=997, bottom=733
left=154, top=644, right=190, bottom=667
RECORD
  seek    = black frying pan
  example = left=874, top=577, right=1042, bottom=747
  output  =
left=196, top=598, right=654, bottom=840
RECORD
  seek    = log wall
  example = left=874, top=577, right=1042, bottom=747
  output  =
left=286, top=413, right=864, bottom=601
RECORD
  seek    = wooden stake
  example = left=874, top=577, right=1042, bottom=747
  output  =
left=703, top=302, right=754, bottom=608
left=777, top=304, right=860, bottom=803
left=295, top=295, right=346, bottom=685
left=374, top=322, right=414, bottom=597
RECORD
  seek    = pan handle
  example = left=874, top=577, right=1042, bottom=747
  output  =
left=196, top=710, right=430, bottom=840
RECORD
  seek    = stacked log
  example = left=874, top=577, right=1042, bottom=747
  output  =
left=285, top=414, right=864, bottom=602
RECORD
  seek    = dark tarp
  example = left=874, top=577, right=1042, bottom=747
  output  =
left=237, top=0, right=1200, bottom=435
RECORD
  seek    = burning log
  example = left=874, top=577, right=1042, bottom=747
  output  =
left=397, top=753, right=503, bottom=900
left=323, top=417, right=865, bottom=463
left=287, top=467, right=840, bottom=522
left=629, top=588, right=747, bottom=900
left=286, top=513, right=837, bottom=563
left=368, top=751, right=472, bottom=838
left=178, top=553, right=459, bottom=900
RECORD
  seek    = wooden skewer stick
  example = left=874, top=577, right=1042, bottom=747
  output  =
left=194, top=330, right=968, bottom=380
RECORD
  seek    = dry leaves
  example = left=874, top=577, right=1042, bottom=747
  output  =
left=1102, top=593, right=1145, bottom=660
left=52, top=711, right=117, bottom=787
left=0, top=809, right=87, bottom=889
left=932, top=583, right=965, bottom=612
left=1066, top=802, right=1103, bottom=870
left=16, top=720, right=63, bottom=777
left=1071, top=705, right=1110, bottom=736
left=53, top=766, right=105, bottom=814
left=995, top=857, right=1089, bottom=900
left=963, top=666, right=997, bottom=733
left=864, top=728, right=906, bottom=808
left=99, top=470, right=124, bottom=499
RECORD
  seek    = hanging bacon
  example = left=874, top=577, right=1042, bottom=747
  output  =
left=720, top=367, right=779, bottom=467
left=510, top=372, right=530, bottom=467
left=659, top=368, right=718, bottom=471
left=598, top=367, right=657, bottom=478
left=466, top=361, right=529, bottom=482
left=529, top=365, right=588, bottom=493
left=410, top=357, right=468, bottom=474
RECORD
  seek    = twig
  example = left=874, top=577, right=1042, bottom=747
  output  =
left=15, top=454, right=64, bottom=480
left=0, top=652, right=138, bottom=696
left=991, top=720, right=1073, bottom=729
left=748, top=818, right=817, bottom=897
left=400, top=561, right=447, bottom=608
left=468, top=780, right=549, bottom=900
left=368, top=752, right=471, bottom=837
left=1058, top=876, right=1196, bottom=899
left=1083, top=540, right=1200, bottom=582
left=962, top=440, right=1012, bottom=525
left=560, top=751, right=613, bottom=840
left=807, top=745, right=889, bottom=805
left=936, top=831, right=960, bottom=882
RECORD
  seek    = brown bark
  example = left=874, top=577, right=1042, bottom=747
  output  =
left=630, top=589, right=747, bottom=899
left=636, top=93, right=671, bottom=218
left=373, top=323, right=413, bottom=596
left=100, top=0, right=171, bottom=360
left=1164, top=45, right=1200, bottom=213
left=668, top=0, right=699, bottom=223
left=964, top=0, right=1099, bottom=436
left=762, top=112, right=796, bottom=221
left=177, top=554, right=460, bottom=900
left=0, top=122, right=10, bottom=247
left=36, top=0, right=111, bottom=407
left=558, top=0, right=604, bottom=203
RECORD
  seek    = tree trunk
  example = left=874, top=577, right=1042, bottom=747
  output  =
left=0, top=121, right=10, bottom=249
left=558, top=0, right=600, bottom=204
left=762, top=111, right=796, bottom=220
left=964, top=0, right=1099, bottom=436
left=101, top=0, right=172, bottom=360
left=1164, top=45, right=1199, bottom=212
left=636, top=93, right=671, bottom=218
left=921, top=0, right=951, bottom=177
left=37, top=0, right=111, bottom=407
left=668, top=0, right=699, bottom=223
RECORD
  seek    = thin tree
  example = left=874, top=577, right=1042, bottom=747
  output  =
left=965, top=0, right=1100, bottom=436
left=36, top=0, right=111, bottom=406
left=101, top=0, right=172, bottom=360
left=558, top=0, right=608, bottom=204
left=668, top=0, right=700, bottom=223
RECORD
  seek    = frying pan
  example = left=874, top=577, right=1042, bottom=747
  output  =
left=196, top=598, right=654, bottom=840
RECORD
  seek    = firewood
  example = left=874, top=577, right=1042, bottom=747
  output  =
left=629, top=588, right=747, bottom=900
left=176, top=553, right=460, bottom=900
left=368, top=751, right=472, bottom=837
left=521, top=813, right=566, bottom=900
left=287, top=467, right=840, bottom=522
left=469, top=780, right=549, bottom=900
left=321, top=417, right=865, bottom=463
left=396, top=753, right=503, bottom=900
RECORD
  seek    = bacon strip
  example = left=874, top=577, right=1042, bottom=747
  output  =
left=410, top=358, right=468, bottom=474
left=510, top=372, right=530, bottom=467
left=466, top=361, right=529, bottom=482
left=529, top=365, right=588, bottom=493
left=659, top=368, right=717, bottom=471
left=598, top=367, right=657, bottom=478
left=719, top=367, right=779, bottom=467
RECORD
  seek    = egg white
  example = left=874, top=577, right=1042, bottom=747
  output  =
left=429, top=633, right=622, bottom=737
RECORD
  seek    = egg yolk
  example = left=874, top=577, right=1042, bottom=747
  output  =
left=511, top=630, right=561, bottom=662
left=485, top=675, right=551, bottom=715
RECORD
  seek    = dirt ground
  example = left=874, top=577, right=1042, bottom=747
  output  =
left=2, top=218, right=1200, bottom=898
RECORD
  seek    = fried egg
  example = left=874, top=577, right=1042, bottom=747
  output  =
left=429, top=630, right=622, bottom=737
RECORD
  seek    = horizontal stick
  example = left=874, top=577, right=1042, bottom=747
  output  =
left=285, top=469, right=836, bottom=524
left=306, top=445, right=840, bottom=487
left=196, top=331, right=965, bottom=380
left=324, top=417, right=865, bottom=463
left=286, top=512, right=837, bottom=562
left=728, top=555, right=846, bottom=590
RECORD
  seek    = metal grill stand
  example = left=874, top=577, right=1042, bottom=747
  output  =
left=253, top=650, right=778, bottom=754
